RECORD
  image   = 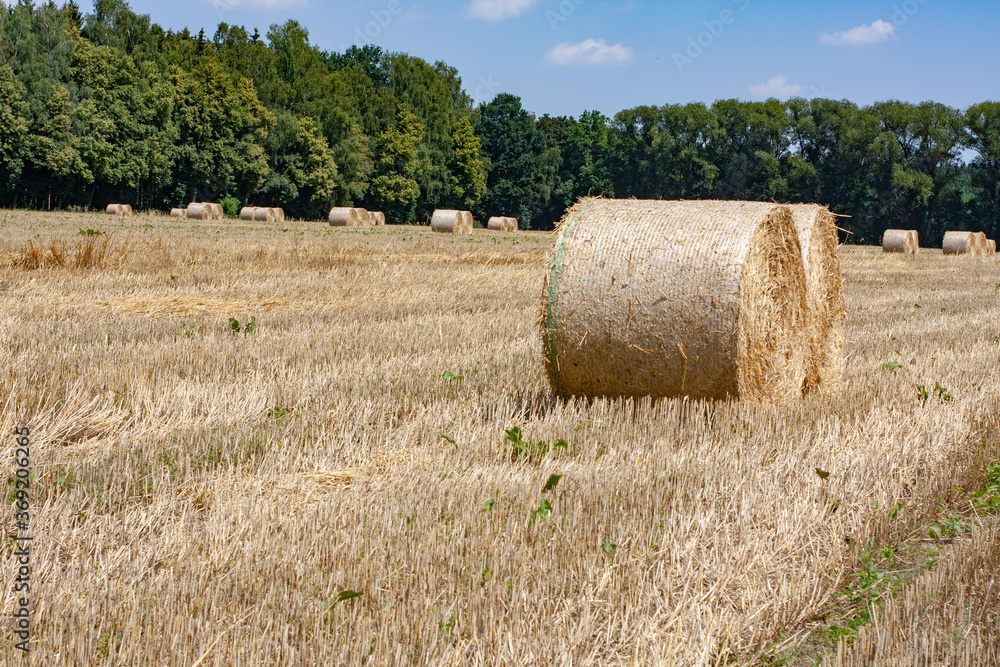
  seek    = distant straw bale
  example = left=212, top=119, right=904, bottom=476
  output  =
left=253, top=207, right=276, bottom=222
left=105, top=204, right=131, bottom=216
left=788, top=204, right=846, bottom=394
left=542, top=198, right=808, bottom=401
left=274, top=208, right=285, bottom=222
left=239, top=207, right=255, bottom=221
left=169, top=208, right=187, bottom=219
left=973, top=232, right=989, bottom=256
left=882, top=229, right=917, bottom=255
left=329, top=207, right=363, bottom=227
left=506, top=217, right=518, bottom=231
left=431, top=210, right=472, bottom=234
left=989, top=239, right=997, bottom=254
left=943, top=231, right=976, bottom=255
left=373, top=212, right=386, bottom=226
left=185, top=203, right=212, bottom=220
left=487, top=217, right=506, bottom=231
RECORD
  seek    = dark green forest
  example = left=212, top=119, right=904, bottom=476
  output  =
left=1, top=0, right=998, bottom=243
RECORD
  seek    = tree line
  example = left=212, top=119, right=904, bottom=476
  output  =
left=0, top=1, right=997, bottom=244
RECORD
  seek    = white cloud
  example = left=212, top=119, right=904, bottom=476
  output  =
left=819, top=19, right=898, bottom=46
left=466, top=0, right=537, bottom=21
left=545, top=39, right=635, bottom=66
left=749, top=75, right=804, bottom=99
left=206, top=0, right=308, bottom=10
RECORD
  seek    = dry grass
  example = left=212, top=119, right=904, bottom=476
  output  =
left=1, top=211, right=999, bottom=665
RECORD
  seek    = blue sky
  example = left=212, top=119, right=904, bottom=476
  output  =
left=81, top=0, right=999, bottom=118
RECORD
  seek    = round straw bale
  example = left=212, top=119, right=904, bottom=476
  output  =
left=943, top=231, right=975, bottom=255
left=506, top=217, right=518, bottom=232
left=121, top=204, right=133, bottom=216
left=973, top=232, right=989, bottom=256
left=274, top=208, right=285, bottom=222
left=462, top=211, right=474, bottom=232
left=788, top=204, right=846, bottom=394
left=373, top=211, right=386, bottom=226
left=989, top=239, right=997, bottom=254
left=186, top=203, right=212, bottom=220
left=239, top=207, right=255, bottom=221
left=542, top=198, right=808, bottom=401
left=105, top=204, right=122, bottom=215
left=253, top=207, right=276, bottom=222
left=487, top=216, right=506, bottom=231
left=329, top=207, right=362, bottom=227
left=882, top=229, right=916, bottom=254
left=170, top=208, right=187, bottom=219
left=210, top=203, right=224, bottom=220
left=909, top=230, right=920, bottom=253
left=431, top=209, right=468, bottom=234
left=355, top=209, right=373, bottom=226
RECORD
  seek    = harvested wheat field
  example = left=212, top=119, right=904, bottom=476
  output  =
left=1, top=211, right=999, bottom=665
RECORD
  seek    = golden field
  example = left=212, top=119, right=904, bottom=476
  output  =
left=0, top=211, right=998, bottom=665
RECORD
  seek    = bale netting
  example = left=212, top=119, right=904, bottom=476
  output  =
left=788, top=204, right=846, bottom=394
left=882, top=229, right=917, bottom=254
left=170, top=208, right=187, bottom=219
left=431, top=209, right=472, bottom=234
left=487, top=216, right=506, bottom=231
left=329, top=207, right=363, bottom=227
left=943, top=231, right=975, bottom=255
left=541, top=198, right=809, bottom=401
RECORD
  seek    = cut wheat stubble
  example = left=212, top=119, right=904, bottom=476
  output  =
left=542, top=198, right=810, bottom=401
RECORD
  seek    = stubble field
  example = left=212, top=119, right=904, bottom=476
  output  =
left=0, top=210, right=998, bottom=665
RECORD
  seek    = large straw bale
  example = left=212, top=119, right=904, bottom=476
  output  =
left=211, top=203, right=224, bottom=220
left=355, top=209, right=373, bottom=227
left=541, top=198, right=808, bottom=401
left=121, top=204, right=133, bottom=216
left=788, top=204, right=846, bottom=393
left=909, top=229, right=920, bottom=252
left=943, top=231, right=975, bottom=255
left=329, top=207, right=363, bottom=227
left=989, top=239, right=997, bottom=254
left=506, top=217, right=518, bottom=232
left=373, top=211, right=386, bottom=226
left=882, top=229, right=917, bottom=254
left=487, top=216, right=506, bottom=231
left=431, top=210, right=472, bottom=234
left=273, top=208, right=285, bottom=222
left=239, top=207, right=255, bottom=221
left=169, top=208, right=187, bottom=219
left=104, top=204, right=119, bottom=215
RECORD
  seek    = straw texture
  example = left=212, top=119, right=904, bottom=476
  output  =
left=943, top=231, right=975, bottom=255
left=329, top=208, right=363, bottom=227
left=487, top=217, right=506, bottom=231
left=882, top=229, right=917, bottom=254
left=239, top=207, right=255, bottom=221
left=542, top=198, right=808, bottom=401
left=431, top=210, right=472, bottom=234
left=274, top=208, right=285, bottom=223
left=788, top=204, right=846, bottom=393
left=506, top=217, right=518, bottom=232
left=169, top=208, right=187, bottom=219
left=989, top=239, right=997, bottom=254
left=373, top=212, right=386, bottom=226
left=210, top=203, right=224, bottom=220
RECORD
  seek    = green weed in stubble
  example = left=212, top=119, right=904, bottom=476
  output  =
left=228, top=316, right=256, bottom=337
left=504, top=427, right=568, bottom=463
